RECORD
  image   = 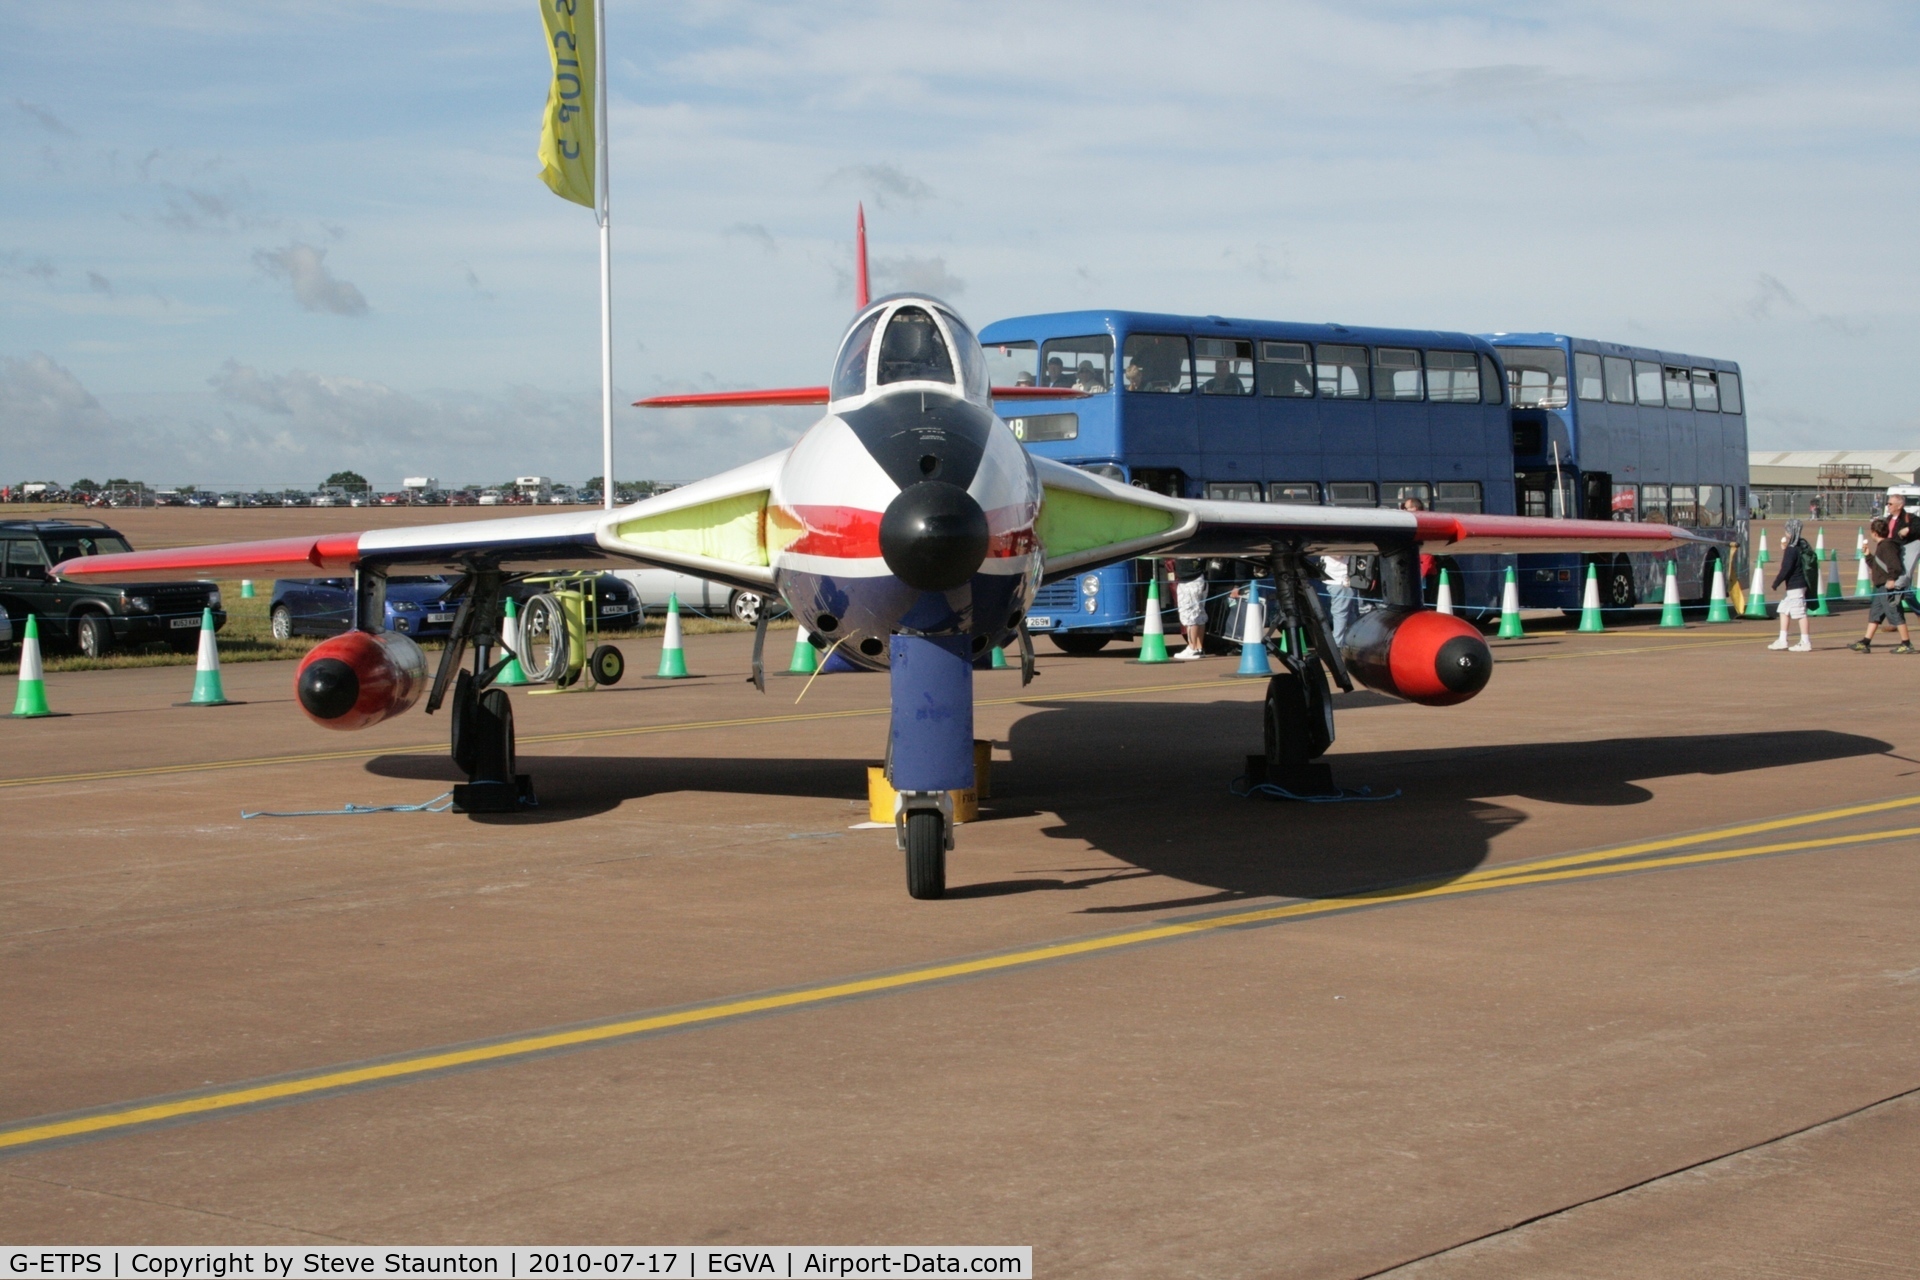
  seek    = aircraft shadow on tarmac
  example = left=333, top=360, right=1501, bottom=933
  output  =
left=365, top=699, right=1889, bottom=910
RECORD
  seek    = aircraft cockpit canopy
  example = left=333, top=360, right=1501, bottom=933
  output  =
left=877, top=307, right=954, bottom=387
left=829, top=298, right=991, bottom=406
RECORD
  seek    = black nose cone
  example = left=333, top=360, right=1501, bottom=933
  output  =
left=299, top=658, right=360, bottom=720
left=879, top=481, right=990, bottom=592
left=1434, top=635, right=1492, bottom=697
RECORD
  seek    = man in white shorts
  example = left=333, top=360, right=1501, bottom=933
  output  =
left=1173, top=558, right=1209, bottom=659
left=1768, top=517, right=1814, bottom=652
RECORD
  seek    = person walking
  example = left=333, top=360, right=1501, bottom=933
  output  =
left=1322, top=554, right=1358, bottom=648
left=1885, top=491, right=1919, bottom=593
left=1172, top=557, right=1210, bottom=660
left=1769, top=518, right=1815, bottom=652
left=1849, top=519, right=1915, bottom=653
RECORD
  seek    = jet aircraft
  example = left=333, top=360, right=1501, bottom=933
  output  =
left=56, top=213, right=1699, bottom=898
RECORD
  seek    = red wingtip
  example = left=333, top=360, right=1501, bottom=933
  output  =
left=855, top=203, right=870, bottom=311
left=635, top=386, right=832, bottom=408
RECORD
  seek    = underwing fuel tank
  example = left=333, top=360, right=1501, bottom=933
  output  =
left=1339, top=607, right=1492, bottom=706
left=294, top=629, right=429, bottom=730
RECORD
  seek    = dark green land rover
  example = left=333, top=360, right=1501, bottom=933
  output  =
left=0, top=519, right=227, bottom=657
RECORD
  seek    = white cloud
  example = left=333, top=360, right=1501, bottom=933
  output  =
left=873, top=254, right=964, bottom=298
left=251, top=241, right=368, bottom=315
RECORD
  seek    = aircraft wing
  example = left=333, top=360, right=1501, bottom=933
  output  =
left=52, top=452, right=790, bottom=592
left=1028, top=456, right=1708, bottom=581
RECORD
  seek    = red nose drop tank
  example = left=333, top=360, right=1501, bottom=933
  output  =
left=294, top=629, right=429, bottom=730
left=1339, top=607, right=1492, bottom=706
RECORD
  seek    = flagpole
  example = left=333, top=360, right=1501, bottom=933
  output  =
left=596, top=0, right=613, bottom=511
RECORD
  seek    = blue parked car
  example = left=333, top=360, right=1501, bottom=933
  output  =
left=269, top=575, right=462, bottom=640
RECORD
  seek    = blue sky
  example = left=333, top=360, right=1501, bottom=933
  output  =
left=3, top=1, right=1916, bottom=489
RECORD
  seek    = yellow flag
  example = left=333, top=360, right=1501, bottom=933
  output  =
left=538, top=0, right=596, bottom=209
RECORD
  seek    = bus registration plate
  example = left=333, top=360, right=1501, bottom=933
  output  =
left=1024, top=615, right=1054, bottom=630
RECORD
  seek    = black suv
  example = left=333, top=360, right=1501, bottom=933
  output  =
left=0, top=520, right=227, bottom=657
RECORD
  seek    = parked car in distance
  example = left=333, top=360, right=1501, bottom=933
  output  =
left=270, top=575, right=463, bottom=640
left=2, top=519, right=225, bottom=657
left=608, top=569, right=774, bottom=624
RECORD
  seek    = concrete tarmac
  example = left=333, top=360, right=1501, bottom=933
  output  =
left=3, top=615, right=1917, bottom=1277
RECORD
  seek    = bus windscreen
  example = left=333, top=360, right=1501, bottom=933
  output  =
left=1502, top=348, right=1568, bottom=408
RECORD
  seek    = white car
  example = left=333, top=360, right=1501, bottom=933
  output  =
left=609, top=569, right=773, bottom=623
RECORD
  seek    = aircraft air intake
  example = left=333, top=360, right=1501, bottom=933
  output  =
left=295, top=629, right=429, bottom=730
left=1339, top=607, right=1492, bottom=706
left=878, top=481, right=990, bottom=592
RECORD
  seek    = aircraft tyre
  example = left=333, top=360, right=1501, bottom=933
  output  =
left=1049, top=632, right=1110, bottom=655
left=449, top=669, right=477, bottom=776
left=1264, top=657, right=1334, bottom=766
left=905, top=811, right=946, bottom=899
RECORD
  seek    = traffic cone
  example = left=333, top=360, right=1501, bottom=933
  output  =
left=182, top=608, right=233, bottom=705
left=1855, top=533, right=1872, bottom=597
left=1659, top=560, right=1684, bottom=626
left=1744, top=556, right=1769, bottom=618
left=787, top=624, right=818, bottom=675
left=656, top=592, right=689, bottom=677
left=1497, top=565, right=1525, bottom=638
left=1435, top=567, right=1455, bottom=616
left=1234, top=583, right=1272, bottom=677
left=1706, top=560, right=1732, bottom=622
left=1577, top=563, right=1605, bottom=632
left=1137, top=575, right=1169, bottom=663
left=10, top=615, right=51, bottom=718
left=493, top=597, right=528, bottom=685
left=1809, top=552, right=1830, bottom=617
left=1824, top=548, right=1844, bottom=604
left=240, top=579, right=256, bottom=599
left=989, top=644, right=1008, bottom=669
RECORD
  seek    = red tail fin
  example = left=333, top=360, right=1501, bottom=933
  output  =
left=855, top=203, right=870, bottom=311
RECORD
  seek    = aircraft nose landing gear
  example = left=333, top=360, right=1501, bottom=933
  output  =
left=888, top=633, right=974, bottom=899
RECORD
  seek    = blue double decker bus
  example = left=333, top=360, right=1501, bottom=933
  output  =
left=978, top=311, right=1745, bottom=650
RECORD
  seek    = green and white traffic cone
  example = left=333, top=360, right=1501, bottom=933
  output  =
left=1137, top=575, right=1170, bottom=663
left=493, top=597, right=528, bottom=686
left=1435, top=567, right=1455, bottom=616
left=1824, top=548, right=1844, bottom=605
left=1659, top=560, right=1685, bottom=627
left=240, top=579, right=256, bottom=599
left=1577, top=563, right=1605, bottom=632
left=989, top=643, right=1008, bottom=669
left=1706, top=559, right=1733, bottom=623
left=655, top=592, right=689, bottom=678
left=787, top=624, right=818, bottom=675
left=1855, top=534, right=1873, bottom=598
left=183, top=608, right=233, bottom=705
left=10, top=615, right=51, bottom=718
left=1744, top=555, right=1769, bottom=618
left=1497, top=565, right=1525, bottom=638
left=1809, top=552, right=1830, bottom=617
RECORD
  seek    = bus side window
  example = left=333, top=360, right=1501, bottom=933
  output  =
left=1259, top=342, right=1313, bottom=398
left=1481, top=354, right=1503, bottom=404
left=1669, top=485, right=1698, bottom=526
left=1691, top=369, right=1720, bottom=412
left=1315, top=345, right=1370, bottom=399
left=1122, top=334, right=1192, bottom=393
left=1611, top=483, right=1639, bottom=521
left=1206, top=482, right=1260, bottom=502
left=1433, top=482, right=1482, bottom=514
left=1041, top=335, right=1113, bottom=392
left=1374, top=348, right=1423, bottom=401
left=1641, top=484, right=1668, bottom=523
left=1575, top=353, right=1604, bottom=401
left=1663, top=367, right=1693, bottom=410
left=1603, top=356, right=1634, bottom=404
left=1698, top=484, right=1724, bottom=527
left=1721, top=372, right=1743, bottom=414
left=984, top=340, right=1037, bottom=388
left=1269, top=482, right=1319, bottom=503
left=1383, top=482, right=1430, bottom=508
left=1426, top=351, right=1479, bottom=403
left=1327, top=482, right=1376, bottom=507
left=1195, top=337, right=1254, bottom=396
left=1634, top=361, right=1663, bottom=406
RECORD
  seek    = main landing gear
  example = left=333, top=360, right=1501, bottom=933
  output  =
left=1249, top=551, right=1364, bottom=792
left=426, top=568, right=536, bottom=814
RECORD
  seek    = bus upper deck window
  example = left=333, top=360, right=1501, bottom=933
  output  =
left=1041, top=335, right=1114, bottom=392
left=1575, top=353, right=1604, bottom=401
left=1122, top=334, right=1192, bottom=393
left=1375, top=348, right=1423, bottom=401
left=1634, top=360, right=1663, bottom=406
left=1603, top=356, right=1634, bottom=404
left=1426, top=351, right=1479, bottom=403
left=1384, top=482, right=1430, bottom=508
left=1641, top=484, right=1669, bottom=523
left=831, top=311, right=883, bottom=401
left=876, top=306, right=955, bottom=386
left=1720, top=372, right=1743, bottom=414
left=1698, top=484, right=1724, bottom=527
left=984, top=341, right=1037, bottom=389
left=1502, top=347, right=1568, bottom=409
left=1270, top=482, right=1319, bottom=503
left=1611, top=483, right=1639, bottom=521
left=1259, top=342, right=1313, bottom=398
left=1195, top=338, right=1254, bottom=395
left=1663, top=367, right=1693, bottom=410
left=1315, top=345, right=1370, bottom=399
left=1691, top=369, right=1720, bottom=412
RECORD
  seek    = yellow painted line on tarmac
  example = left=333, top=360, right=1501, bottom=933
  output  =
left=3, top=797, right=1916, bottom=1157
left=0, top=677, right=1238, bottom=790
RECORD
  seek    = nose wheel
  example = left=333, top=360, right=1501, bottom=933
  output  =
left=903, top=808, right=949, bottom=899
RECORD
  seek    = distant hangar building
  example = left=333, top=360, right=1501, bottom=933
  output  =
left=1750, top=450, right=1920, bottom=518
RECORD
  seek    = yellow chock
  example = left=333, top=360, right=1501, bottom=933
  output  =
left=868, top=740, right=991, bottom=824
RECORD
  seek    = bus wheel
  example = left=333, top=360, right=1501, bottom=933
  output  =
left=1603, top=559, right=1637, bottom=611
left=1050, top=633, right=1110, bottom=656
